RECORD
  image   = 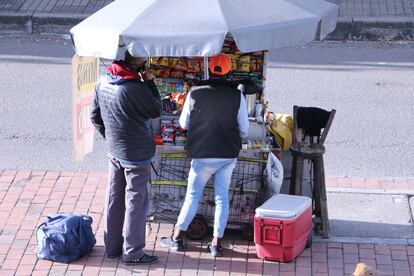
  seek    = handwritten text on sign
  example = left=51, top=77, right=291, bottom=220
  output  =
left=72, top=56, right=99, bottom=163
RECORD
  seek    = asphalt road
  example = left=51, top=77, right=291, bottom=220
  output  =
left=0, top=35, right=413, bottom=177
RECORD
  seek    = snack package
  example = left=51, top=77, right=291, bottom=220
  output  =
left=174, top=83, right=184, bottom=93
left=172, top=119, right=181, bottom=129
left=184, top=73, right=196, bottom=79
left=161, top=118, right=175, bottom=133
left=154, top=69, right=164, bottom=78
left=165, top=82, right=176, bottom=94
left=160, top=69, right=171, bottom=78
left=161, top=132, right=175, bottom=145
left=183, top=82, right=190, bottom=93
left=172, top=92, right=187, bottom=114
left=170, top=70, right=184, bottom=79
left=174, top=92, right=187, bottom=106
left=174, top=134, right=186, bottom=146
left=150, top=57, right=160, bottom=65
left=222, top=40, right=232, bottom=53
left=159, top=57, right=170, bottom=67
left=169, top=58, right=180, bottom=67
left=174, top=121, right=187, bottom=146
left=153, top=134, right=163, bottom=145
left=228, top=54, right=239, bottom=71
left=187, top=59, right=201, bottom=72
left=154, top=78, right=164, bottom=94
left=174, top=58, right=187, bottom=70
left=162, top=96, right=175, bottom=112
left=232, top=42, right=241, bottom=54
left=250, top=59, right=257, bottom=72
left=237, top=55, right=251, bottom=72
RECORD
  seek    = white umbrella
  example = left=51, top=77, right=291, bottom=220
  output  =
left=70, top=0, right=338, bottom=59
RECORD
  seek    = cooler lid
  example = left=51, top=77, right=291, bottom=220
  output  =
left=255, top=194, right=312, bottom=219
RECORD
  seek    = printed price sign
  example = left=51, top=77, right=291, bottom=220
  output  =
left=72, top=55, right=99, bottom=162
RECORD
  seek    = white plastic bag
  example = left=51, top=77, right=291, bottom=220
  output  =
left=266, top=152, right=284, bottom=195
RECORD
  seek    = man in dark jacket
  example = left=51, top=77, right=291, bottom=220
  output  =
left=160, top=54, right=249, bottom=257
left=91, top=51, right=161, bottom=265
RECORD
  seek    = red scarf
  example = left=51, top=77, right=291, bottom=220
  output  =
left=107, top=61, right=140, bottom=80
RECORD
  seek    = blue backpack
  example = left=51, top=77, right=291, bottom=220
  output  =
left=36, top=214, right=96, bottom=263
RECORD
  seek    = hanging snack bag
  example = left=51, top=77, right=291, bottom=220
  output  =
left=169, top=58, right=180, bottom=67
left=256, top=59, right=263, bottom=72
left=232, top=41, right=241, bottom=54
left=154, top=69, right=164, bottom=78
left=250, top=58, right=257, bottom=72
left=150, top=57, right=160, bottom=66
left=174, top=58, right=187, bottom=70
left=165, top=82, right=175, bottom=94
left=154, top=78, right=164, bottom=94
left=237, top=55, right=251, bottom=72
left=187, top=59, right=201, bottom=72
left=222, top=40, right=232, bottom=53
left=227, top=54, right=239, bottom=71
left=159, top=57, right=170, bottom=67
left=160, top=69, right=171, bottom=78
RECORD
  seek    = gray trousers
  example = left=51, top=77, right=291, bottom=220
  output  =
left=104, top=157, right=150, bottom=261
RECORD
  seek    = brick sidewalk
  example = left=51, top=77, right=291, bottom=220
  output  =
left=0, top=170, right=413, bottom=276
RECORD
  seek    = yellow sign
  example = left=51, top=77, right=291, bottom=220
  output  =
left=72, top=55, right=99, bottom=163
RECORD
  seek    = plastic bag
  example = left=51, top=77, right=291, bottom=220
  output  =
left=266, top=152, right=284, bottom=195
left=266, top=112, right=292, bottom=151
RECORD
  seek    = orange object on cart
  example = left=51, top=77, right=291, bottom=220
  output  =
left=153, top=135, right=163, bottom=145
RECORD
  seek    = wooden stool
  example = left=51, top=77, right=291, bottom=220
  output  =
left=288, top=106, right=336, bottom=239
left=289, top=143, right=330, bottom=238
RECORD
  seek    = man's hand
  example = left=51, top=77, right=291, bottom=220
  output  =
left=142, top=69, right=155, bottom=81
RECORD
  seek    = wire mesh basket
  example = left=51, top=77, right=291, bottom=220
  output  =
left=149, top=153, right=267, bottom=231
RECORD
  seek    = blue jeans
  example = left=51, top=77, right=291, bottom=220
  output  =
left=176, top=158, right=237, bottom=238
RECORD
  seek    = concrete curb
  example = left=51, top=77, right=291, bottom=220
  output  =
left=32, top=13, right=87, bottom=35
left=0, top=12, right=33, bottom=33
left=0, top=12, right=86, bottom=35
left=314, top=235, right=414, bottom=246
left=327, top=187, right=414, bottom=195
left=327, top=17, right=414, bottom=40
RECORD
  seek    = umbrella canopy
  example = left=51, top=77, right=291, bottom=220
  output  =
left=70, top=0, right=338, bottom=59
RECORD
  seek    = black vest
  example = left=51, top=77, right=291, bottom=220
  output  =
left=186, top=80, right=241, bottom=158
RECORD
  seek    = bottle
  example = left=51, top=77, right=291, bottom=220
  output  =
left=255, top=101, right=263, bottom=123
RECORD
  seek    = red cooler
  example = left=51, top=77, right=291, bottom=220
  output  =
left=254, top=194, right=312, bottom=262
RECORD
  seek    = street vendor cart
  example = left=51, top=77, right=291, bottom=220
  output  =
left=69, top=0, right=339, bottom=243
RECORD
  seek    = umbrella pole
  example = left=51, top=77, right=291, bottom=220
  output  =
left=203, top=56, right=209, bottom=80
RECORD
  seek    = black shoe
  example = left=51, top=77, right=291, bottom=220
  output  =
left=107, top=250, right=122, bottom=259
left=160, top=237, right=184, bottom=251
left=207, top=242, right=222, bottom=257
left=123, top=254, right=158, bottom=266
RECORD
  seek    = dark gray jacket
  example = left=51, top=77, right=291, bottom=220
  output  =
left=91, top=78, right=161, bottom=163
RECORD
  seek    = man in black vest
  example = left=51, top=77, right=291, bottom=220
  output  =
left=160, top=54, right=249, bottom=257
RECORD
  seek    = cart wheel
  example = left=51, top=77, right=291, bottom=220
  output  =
left=306, top=234, right=313, bottom=248
left=240, top=224, right=254, bottom=241
left=186, top=216, right=208, bottom=240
